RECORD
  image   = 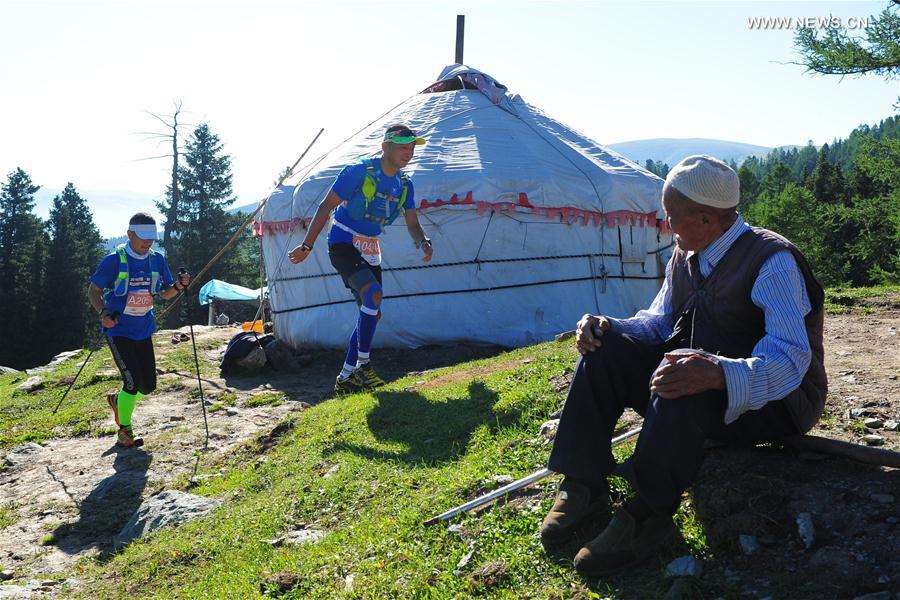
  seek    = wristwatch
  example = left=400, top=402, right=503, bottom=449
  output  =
left=416, top=237, right=431, bottom=249
left=300, top=242, right=313, bottom=251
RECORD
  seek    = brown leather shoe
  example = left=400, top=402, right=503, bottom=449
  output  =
left=573, top=506, right=676, bottom=576
left=540, top=478, right=609, bottom=547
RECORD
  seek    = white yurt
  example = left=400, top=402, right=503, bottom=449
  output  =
left=256, top=64, right=671, bottom=349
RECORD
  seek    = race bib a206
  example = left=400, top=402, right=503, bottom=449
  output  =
left=123, top=290, right=153, bottom=316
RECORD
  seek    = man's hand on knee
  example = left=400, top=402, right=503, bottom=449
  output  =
left=575, top=314, right=610, bottom=355
left=650, top=351, right=725, bottom=398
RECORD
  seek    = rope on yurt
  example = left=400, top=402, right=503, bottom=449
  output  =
left=270, top=272, right=664, bottom=315
left=270, top=251, right=624, bottom=283
left=472, top=211, right=494, bottom=272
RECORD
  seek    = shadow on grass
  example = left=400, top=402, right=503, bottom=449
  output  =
left=325, top=380, right=519, bottom=465
left=223, top=343, right=510, bottom=406
left=52, top=445, right=151, bottom=561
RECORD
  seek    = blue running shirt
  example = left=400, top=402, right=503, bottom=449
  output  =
left=327, top=159, right=416, bottom=244
left=90, top=250, right=174, bottom=340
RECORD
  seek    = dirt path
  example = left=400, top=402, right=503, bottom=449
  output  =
left=0, top=326, right=312, bottom=583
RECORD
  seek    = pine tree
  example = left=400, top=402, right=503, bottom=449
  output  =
left=759, top=162, right=793, bottom=198
left=794, top=3, right=900, bottom=80
left=164, top=123, right=249, bottom=326
left=42, top=184, right=105, bottom=354
left=0, top=168, right=47, bottom=368
left=809, top=145, right=849, bottom=204
left=737, top=164, right=760, bottom=212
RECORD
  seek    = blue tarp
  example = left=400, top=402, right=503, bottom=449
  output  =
left=199, top=279, right=266, bottom=306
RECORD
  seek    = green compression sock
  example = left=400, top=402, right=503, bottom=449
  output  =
left=116, top=390, right=139, bottom=427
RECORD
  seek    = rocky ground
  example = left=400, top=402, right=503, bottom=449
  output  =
left=0, top=295, right=898, bottom=599
left=658, top=296, right=900, bottom=599
left=686, top=295, right=900, bottom=600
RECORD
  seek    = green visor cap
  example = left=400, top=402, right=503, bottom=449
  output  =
left=383, top=128, right=426, bottom=145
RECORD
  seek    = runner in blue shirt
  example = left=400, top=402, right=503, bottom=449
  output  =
left=288, top=124, right=434, bottom=394
left=87, top=213, right=190, bottom=447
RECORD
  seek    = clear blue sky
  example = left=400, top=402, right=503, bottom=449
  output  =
left=1, top=0, right=896, bottom=234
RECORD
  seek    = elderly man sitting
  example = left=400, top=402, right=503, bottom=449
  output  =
left=541, top=155, right=827, bottom=575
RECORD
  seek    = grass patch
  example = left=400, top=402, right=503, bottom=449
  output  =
left=0, top=349, right=120, bottom=451
left=155, top=338, right=220, bottom=378
left=157, top=378, right=187, bottom=393
left=243, top=391, right=285, bottom=408
left=207, top=391, right=238, bottom=413
left=824, top=284, right=900, bottom=314
left=0, top=502, right=17, bottom=530
left=217, top=391, right=238, bottom=406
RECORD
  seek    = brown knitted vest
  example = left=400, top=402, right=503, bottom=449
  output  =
left=669, top=227, right=827, bottom=433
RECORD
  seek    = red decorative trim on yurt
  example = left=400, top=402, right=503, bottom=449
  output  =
left=252, top=192, right=666, bottom=236
left=252, top=217, right=312, bottom=237
left=421, top=192, right=660, bottom=228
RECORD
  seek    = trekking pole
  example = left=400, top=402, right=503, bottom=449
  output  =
left=423, top=426, right=642, bottom=526
left=51, top=347, right=97, bottom=414
left=179, top=268, right=210, bottom=449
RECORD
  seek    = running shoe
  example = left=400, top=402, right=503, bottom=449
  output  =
left=354, top=364, right=385, bottom=389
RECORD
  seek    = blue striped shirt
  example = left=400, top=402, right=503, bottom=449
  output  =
left=608, top=215, right=812, bottom=424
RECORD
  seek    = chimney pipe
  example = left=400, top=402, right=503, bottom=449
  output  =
left=455, top=15, right=465, bottom=64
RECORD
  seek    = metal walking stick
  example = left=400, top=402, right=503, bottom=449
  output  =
left=424, top=426, right=643, bottom=526
left=52, top=309, right=120, bottom=415
left=51, top=347, right=97, bottom=415
left=179, top=268, right=210, bottom=449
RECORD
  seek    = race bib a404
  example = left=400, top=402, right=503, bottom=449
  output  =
left=352, top=234, right=382, bottom=266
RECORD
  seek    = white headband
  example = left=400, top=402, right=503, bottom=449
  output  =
left=128, top=224, right=158, bottom=240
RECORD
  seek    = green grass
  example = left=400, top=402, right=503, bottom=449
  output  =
left=0, top=332, right=221, bottom=451
left=155, top=339, right=220, bottom=378
left=65, top=341, right=680, bottom=599
left=0, top=348, right=120, bottom=450
left=0, top=502, right=17, bottom=530
left=824, top=284, right=900, bottom=314
left=243, top=391, right=285, bottom=408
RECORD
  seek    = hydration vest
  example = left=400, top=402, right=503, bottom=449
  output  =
left=113, top=244, right=164, bottom=297
left=344, top=158, right=409, bottom=230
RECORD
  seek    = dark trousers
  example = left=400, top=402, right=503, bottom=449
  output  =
left=547, top=331, right=798, bottom=515
left=107, top=336, right=157, bottom=395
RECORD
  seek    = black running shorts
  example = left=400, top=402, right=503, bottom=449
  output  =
left=328, top=243, right=383, bottom=306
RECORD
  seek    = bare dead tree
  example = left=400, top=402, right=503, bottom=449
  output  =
left=132, top=100, right=191, bottom=261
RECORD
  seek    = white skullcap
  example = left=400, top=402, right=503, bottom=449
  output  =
left=665, top=154, right=740, bottom=209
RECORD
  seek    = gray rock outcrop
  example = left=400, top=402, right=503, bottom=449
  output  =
left=114, top=490, right=221, bottom=548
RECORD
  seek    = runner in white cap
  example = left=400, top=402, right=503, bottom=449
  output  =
left=87, top=212, right=190, bottom=447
